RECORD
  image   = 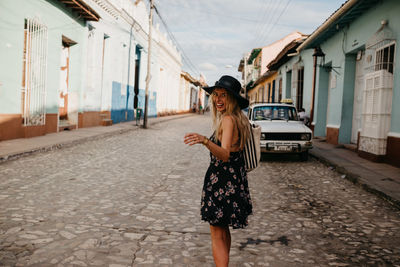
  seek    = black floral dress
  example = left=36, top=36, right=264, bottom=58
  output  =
left=201, top=134, right=253, bottom=229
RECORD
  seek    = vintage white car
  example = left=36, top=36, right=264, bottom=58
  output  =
left=247, top=102, right=313, bottom=160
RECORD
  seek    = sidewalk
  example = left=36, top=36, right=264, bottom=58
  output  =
left=310, top=138, right=400, bottom=209
left=0, top=113, right=194, bottom=163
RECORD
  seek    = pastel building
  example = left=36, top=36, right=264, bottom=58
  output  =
left=152, top=24, right=182, bottom=116
left=263, top=0, right=400, bottom=167
left=0, top=0, right=184, bottom=141
left=298, top=0, right=400, bottom=166
left=239, top=31, right=306, bottom=104
left=0, top=0, right=100, bottom=140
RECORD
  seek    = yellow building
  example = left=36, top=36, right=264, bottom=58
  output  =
left=241, top=32, right=306, bottom=105
left=248, top=71, right=281, bottom=104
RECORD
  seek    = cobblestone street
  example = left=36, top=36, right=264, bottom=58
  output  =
left=1, top=115, right=400, bottom=266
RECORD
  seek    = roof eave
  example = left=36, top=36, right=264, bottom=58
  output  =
left=254, top=70, right=277, bottom=87
left=268, top=40, right=303, bottom=70
left=58, top=0, right=101, bottom=21
left=297, top=0, right=359, bottom=51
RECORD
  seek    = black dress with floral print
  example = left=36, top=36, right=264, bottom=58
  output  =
left=201, top=134, right=253, bottom=229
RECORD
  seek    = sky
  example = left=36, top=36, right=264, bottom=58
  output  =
left=152, top=0, right=346, bottom=85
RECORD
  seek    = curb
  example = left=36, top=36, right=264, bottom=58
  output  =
left=309, top=151, right=400, bottom=210
left=0, top=126, right=138, bottom=164
left=149, top=113, right=195, bottom=126
left=0, top=113, right=194, bottom=164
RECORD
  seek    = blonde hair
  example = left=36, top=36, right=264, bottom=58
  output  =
left=209, top=89, right=249, bottom=149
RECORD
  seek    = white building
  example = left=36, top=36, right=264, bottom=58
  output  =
left=0, top=0, right=186, bottom=142
left=152, top=24, right=182, bottom=115
left=82, top=0, right=183, bottom=124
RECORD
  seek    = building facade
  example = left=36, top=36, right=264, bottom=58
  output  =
left=0, top=0, right=186, bottom=141
left=298, top=0, right=400, bottom=167
left=248, top=71, right=278, bottom=104
left=152, top=24, right=182, bottom=116
left=179, top=71, right=207, bottom=114
left=264, top=0, right=400, bottom=167
left=0, top=0, right=99, bottom=140
left=240, top=31, right=306, bottom=104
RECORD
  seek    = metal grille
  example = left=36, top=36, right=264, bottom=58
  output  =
left=365, top=23, right=396, bottom=73
left=22, top=18, right=48, bottom=126
left=264, top=133, right=303, bottom=141
left=375, top=43, right=395, bottom=74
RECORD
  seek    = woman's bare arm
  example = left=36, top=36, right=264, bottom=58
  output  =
left=184, top=115, right=234, bottom=162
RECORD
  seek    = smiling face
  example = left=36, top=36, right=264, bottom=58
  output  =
left=212, top=88, right=228, bottom=113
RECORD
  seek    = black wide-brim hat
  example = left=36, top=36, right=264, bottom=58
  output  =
left=202, top=75, right=249, bottom=109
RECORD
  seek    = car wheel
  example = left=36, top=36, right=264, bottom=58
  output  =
left=300, top=151, right=308, bottom=161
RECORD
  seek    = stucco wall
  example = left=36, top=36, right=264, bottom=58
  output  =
left=153, top=28, right=182, bottom=114
left=316, top=0, right=400, bottom=136
left=0, top=0, right=87, bottom=115
left=275, top=48, right=314, bottom=112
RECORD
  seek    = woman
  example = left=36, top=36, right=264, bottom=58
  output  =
left=184, top=75, right=253, bottom=267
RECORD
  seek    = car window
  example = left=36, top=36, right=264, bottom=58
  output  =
left=252, top=106, right=298, bottom=121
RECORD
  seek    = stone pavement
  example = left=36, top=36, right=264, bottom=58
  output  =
left=1, top=113, right=399, bottom=211
left=310, top=138, right=400, bottom=209
left=0, top=114, right=193, bottom=163
left=0, top=114, right=399, bottom=266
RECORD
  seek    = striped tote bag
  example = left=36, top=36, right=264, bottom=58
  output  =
left=244, top=123, right=261, bottom=172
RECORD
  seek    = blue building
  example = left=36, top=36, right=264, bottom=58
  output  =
left=267, top=0, right=400, bottom=167
left=0, top=0, right=99, bottom=140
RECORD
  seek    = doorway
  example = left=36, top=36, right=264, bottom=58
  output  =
left=351, top=50, right=366, bottom=144
left=326, top=70, right=333, bottom=132
left=59, top=36, right=76, bottom=131
left=271, top=80, right=276, bottom=103
left=285, top=70, right=292, bottom=99
left=296, top=68, right=304, bottom=110
left=59, top=43, right=69, bottom=122
left=313, top=65, right=330, bottom=137
left=190, top=87, right=198, bottom=112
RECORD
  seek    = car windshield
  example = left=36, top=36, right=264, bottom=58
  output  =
left=252, top=105, right=298, bottom=121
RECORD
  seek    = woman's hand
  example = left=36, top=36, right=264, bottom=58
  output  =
left=184, top=133, right=206, bottom=146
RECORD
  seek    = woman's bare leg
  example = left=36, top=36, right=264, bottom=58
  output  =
left=210, top=225, right=231, bottom=267
left=226, top=227, right=231, bottom=254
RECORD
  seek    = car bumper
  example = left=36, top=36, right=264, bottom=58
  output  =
left=260, top=140, right=313, bottom=153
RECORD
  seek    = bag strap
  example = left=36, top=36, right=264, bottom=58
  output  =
left=247, top=123, right=256, bottom=170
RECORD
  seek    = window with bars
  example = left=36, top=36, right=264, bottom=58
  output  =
left=21, top=18, right=48, bottom=126
left=375, top=42, right=395, bottom=74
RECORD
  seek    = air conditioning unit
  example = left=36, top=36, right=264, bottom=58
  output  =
left=359, top=69, right=393, bottom=155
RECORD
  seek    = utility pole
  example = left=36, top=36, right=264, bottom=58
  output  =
left=143, top=0, right=153, bottom=129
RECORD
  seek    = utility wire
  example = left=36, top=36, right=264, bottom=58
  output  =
left=152, top=4, right=201, bottom=77
left=249, top=0, right=279, bottom=47
left=252, top=0, right=284, bottom=47
left=249, top=0, right=275, bottom=47
left=257, top=0, right=292, bottom=46
left=154, top=2, right=260, bottom=23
